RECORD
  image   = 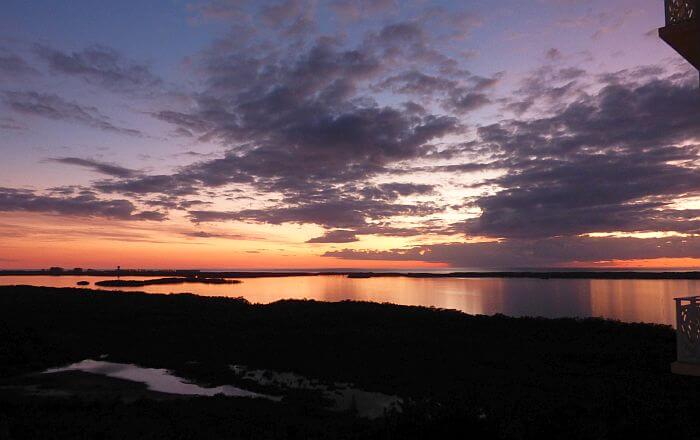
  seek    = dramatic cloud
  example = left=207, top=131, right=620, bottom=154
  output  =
left=185, top=180, right=445, bottom=242
left=444, top=91, right=491, bottom=114
left=90, top=16, right=506, bottom=245
left=189, top=191, right=441, bottom=229
left=181, top=230, right=245, bottom=239
left=48, top=157, right=137, bottom=178
left=376, top=69, right=498, bottom=113
left=84, top=17, right=700, bottom=259
left=0, top=187, right=165, bottom=221
left=326, top=236, right=700, bottom=267
left=467, top=69, right=700, bottom=239
left=105, top=24, right=473, bottom=207
left=94, top=174, right=200, bottom=197
left=306, top=229, right=359, bottom=243
left=3, top=0, right=695, bottom=268
left=321, top=65, right=700, bottom=265
left=2, top=91, right=142, bottom=136
left=35, top=45, right=162, bottom=95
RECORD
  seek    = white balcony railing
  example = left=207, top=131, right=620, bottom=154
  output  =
left=666, top=0, right=698, bottom=26
left=676, top=296, right=700, bottom=364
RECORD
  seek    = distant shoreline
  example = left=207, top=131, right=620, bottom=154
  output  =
left=4, top=269, right=700, bottom=280
left=94, top=277, right=241, bottom=287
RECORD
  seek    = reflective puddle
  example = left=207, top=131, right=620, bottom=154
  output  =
left=41, top=359, right=401, bottom=418
left=44, top=359, right=279, bottom=400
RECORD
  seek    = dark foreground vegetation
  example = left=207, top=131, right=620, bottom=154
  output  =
left=94, top=277, right=240, bottom=287
left=0, top=285, right=698, bottom=439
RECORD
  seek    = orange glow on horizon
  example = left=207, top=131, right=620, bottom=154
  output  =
left=565, top=258, right=700, bottom=270
left=3, top=214, right=700, bottom=271
left=0, top=244, right=448, bottom=271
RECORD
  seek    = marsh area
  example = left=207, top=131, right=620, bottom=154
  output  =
left=0, top=285, right=699, bottom=439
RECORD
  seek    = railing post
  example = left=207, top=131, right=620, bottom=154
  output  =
left=672, top=296, right=700, bottom=375
left=665, top=0, right=699, bottom=26
left=676, top=298, right=683, bottom=361
left=659, top=0, right=700, bottom=82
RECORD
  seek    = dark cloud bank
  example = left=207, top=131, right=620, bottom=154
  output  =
left=79, top=17, right=493, bottom=244
left=2, top=91, right=142, bottom=136
left=330, top=67, right=700, bottom=266
left=6, top=2, right=700, bottom=267
left=96, top=50, right=699, bottom=266
left=47, top=157, right=137, bottom=179
left=0, top=187, right=165, bottom=221
left=325, top=236, right=700, bottom=268
left=34, top=44, right=163, bottom=96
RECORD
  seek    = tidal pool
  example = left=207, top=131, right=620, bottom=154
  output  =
left=42, top=359, right=399, bottom=418
left=44, top=359, right=278, bottom=400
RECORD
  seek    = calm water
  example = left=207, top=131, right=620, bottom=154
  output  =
left=0, top=275, right=694, bottom=327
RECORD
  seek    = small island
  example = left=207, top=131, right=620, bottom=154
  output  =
left=94, top=277, right=241, bottom=287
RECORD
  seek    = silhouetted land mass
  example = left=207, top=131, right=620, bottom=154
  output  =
left=349, top=271, right=700, bottom=280
left=0, top=269, right=318, bottom=278
left=346, top=273, right=373, bottom=278
left=4, top=268, right=700, bottom=280
left=1, top=285, right=699, bottom=439
left=94, top=277, right=241, bottom=287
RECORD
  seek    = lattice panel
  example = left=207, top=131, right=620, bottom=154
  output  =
left=667, top=0, right=697, bottom=25
left=678, top=302, right=700, bottom=363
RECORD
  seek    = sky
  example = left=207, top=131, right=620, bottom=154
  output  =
left=0, top=0, right=698, bottom=270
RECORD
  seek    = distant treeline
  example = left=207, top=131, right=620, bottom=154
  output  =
left=94, top=277, right=241, bottom=287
